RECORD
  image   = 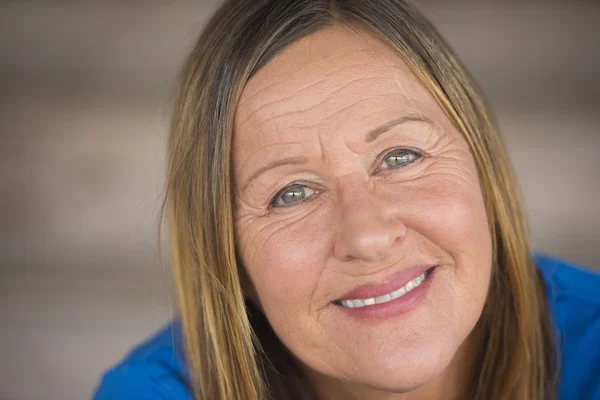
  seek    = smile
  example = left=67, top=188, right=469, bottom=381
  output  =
left=337, top=268, right=433, bottom=308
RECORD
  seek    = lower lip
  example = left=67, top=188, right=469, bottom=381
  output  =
left=335, top=266, right=437, bottom=320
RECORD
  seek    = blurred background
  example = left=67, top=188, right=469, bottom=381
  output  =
left=1, top=1, right=598, bottom=399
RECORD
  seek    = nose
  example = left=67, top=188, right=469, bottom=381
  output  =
left=333, top=180, right=406, bottom=262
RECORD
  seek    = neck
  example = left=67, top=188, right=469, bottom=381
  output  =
left=303, top=323, right=486, bottom=400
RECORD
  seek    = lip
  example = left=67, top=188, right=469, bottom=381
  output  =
left=337, top=264, right=435, bottom=301
left=335, top=266, right=437, bottom=320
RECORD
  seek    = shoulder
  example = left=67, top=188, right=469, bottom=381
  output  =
left=534, top=254, right=600, bottom=399
left=92, top=321, right=192, bottom=400
left=536, top=253, right=600, bottom=306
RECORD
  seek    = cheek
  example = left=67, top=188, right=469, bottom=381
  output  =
left=401, top=174, right=492, bottom=315
left=417, top=181, right=490, bottom=258
left=235, top=208, right=332, bottom=316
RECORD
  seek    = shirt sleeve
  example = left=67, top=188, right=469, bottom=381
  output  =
left=91, top=321, right=193, bottom=400
left=536, top=254, right=600, bottom=399
left=92, top=360, right=193, bottom=400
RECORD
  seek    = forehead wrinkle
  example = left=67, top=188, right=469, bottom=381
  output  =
left=237, top=95, right=420, bottom=176
left=256, top=90, right=406, bottom=139
left=245, top=74, right=383, bottom=128
left=245, top=70, right=413, bottom=137
left=239, top=47, right=382, bottom=110
left=238, top=23, right=411, bottom=110
left=239, top=62, right=396, bottom=125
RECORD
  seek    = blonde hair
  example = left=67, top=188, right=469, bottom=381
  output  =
left=163, top=0, right=556, bottom=399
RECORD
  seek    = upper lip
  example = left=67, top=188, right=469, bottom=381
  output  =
left=337, top=264, right=435, bottom=301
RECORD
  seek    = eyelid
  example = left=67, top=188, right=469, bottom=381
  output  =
left=266, top=148, right=423, bottom=209
left=269, top=182, right=318, bottom=208
left=374, top=146, right=424, bottom=172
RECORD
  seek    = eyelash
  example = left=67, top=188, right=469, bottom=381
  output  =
left=269, top=183, right=318, bottom=209
left=376, top=146, right=424, bottom=173
left=268, top=147, right=424, bottom=209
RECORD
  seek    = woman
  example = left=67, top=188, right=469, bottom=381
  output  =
left=93, top=0, right=600, bottom=399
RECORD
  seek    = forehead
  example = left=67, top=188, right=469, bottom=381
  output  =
left=233, top=24, right=442, bottom=162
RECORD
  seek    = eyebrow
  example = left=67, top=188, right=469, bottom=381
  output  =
left=242, top=156, right=308, bottom=191
left=241, top=115, right=431, bottom=191
left=365, top=115, right=432, bottom=143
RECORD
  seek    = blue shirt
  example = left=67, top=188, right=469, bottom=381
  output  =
left=92, top=255, right=600, bottom=399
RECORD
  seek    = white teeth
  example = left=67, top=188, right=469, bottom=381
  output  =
left=352, top=299, right=364, bottom=308
left=339, top=271, right=428, bottom=309
left=390, top=287, right=405, bottom=300
left=375, top=293, right=391, bottom=304
left=363, top=297, right=376, bottom=306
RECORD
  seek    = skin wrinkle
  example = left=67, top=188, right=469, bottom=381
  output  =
left=233, top=24, right=491, bottom=400
left=240, top=46, right=419, bottom=121
left=245, top=92, right=433, bottom=155
left=238, top=48, right=372, bottom=106
left=241, top=98, right=433, bottom=196
left=272, top=104, right=428, bottom=159
left=345, top=20, right=420, bottom=108
left=240, top=59, right=395, bottom=116
left=250, top=84, right=409, bottom=134
left=235, top=141, right=307, bottom=192
left=241, top=210, right=310, bottom=259
left=317, top=306, right=362, bottom=379
left=243, top=65, right=386, bottom=122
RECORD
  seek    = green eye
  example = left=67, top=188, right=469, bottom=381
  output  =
left=270, top=184, right=315, bottom=207
left=383, top=148, right=422, bottom=169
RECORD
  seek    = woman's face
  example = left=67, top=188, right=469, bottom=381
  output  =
left=232, top=25, right=492, bottom=393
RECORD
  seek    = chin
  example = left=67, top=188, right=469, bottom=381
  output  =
left=343, top=338, right=458, bottom=393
